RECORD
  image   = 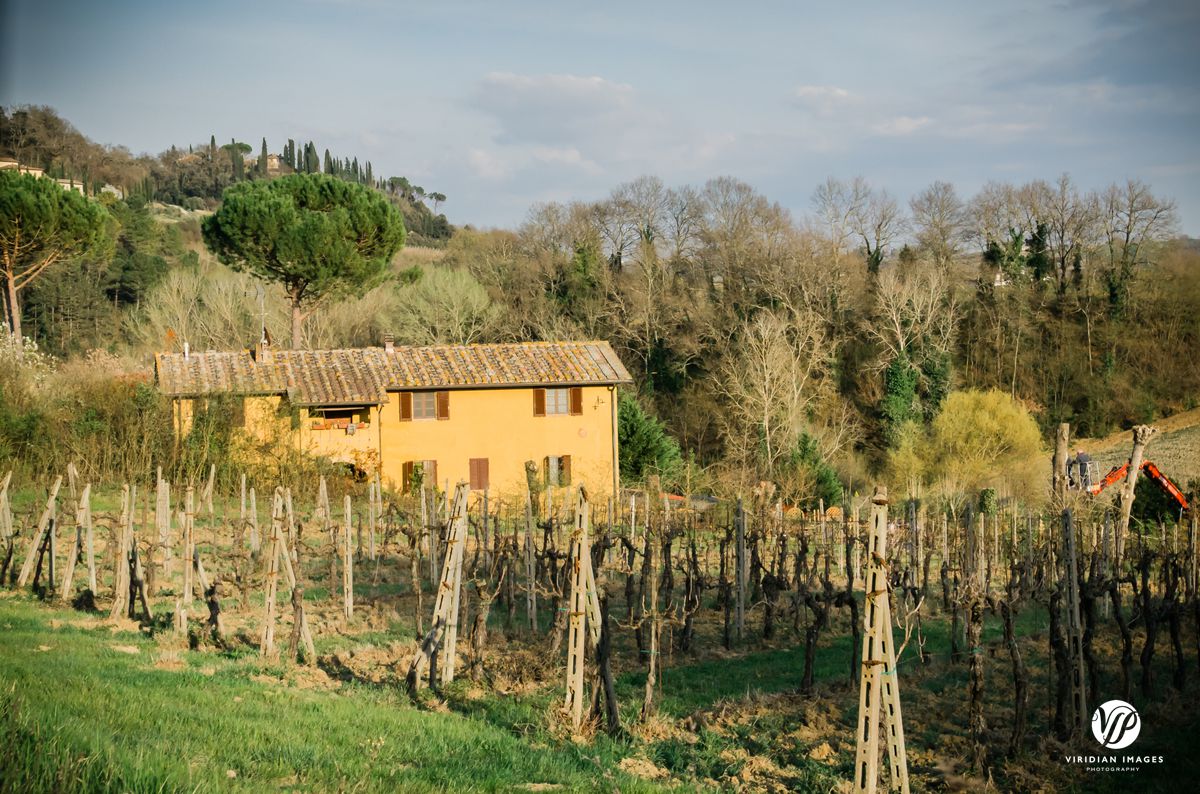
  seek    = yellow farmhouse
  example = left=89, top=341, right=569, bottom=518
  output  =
left=155, top=339, right=633, bottom=500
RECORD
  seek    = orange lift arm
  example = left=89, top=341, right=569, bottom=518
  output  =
left=1141, top=461, right=1190, bottom=512
left=1087, top=459, right=1190, bottom=513
left=1088, top=462, right=1129, bottom=496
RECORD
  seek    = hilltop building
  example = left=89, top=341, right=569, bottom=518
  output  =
left=154, top=339, right=632, bottom=499
left=0, top=158, right=86, bottom=194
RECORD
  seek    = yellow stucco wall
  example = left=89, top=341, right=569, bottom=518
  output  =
left=171, top=385, right=620, bottom=502
left=374, top=385, right=618, bottom=501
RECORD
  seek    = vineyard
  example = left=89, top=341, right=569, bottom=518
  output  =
left=2, top=422, right=1199, bottom=792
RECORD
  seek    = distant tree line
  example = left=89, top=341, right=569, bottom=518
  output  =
left=3, top=106, right=1198, bottom=503
left=0, top=105, right=451, bottom=243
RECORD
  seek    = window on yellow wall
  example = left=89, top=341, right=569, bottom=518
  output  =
left=402, top=460, right=438, bottom=493
left=412, top=391, right=437, bottom=419
left=469, top=458, right=489, bottom=490
left=400, top=391, right=449, bottom=421
left=534, top=387, right=582, bottom=416
left=544, top=454, right=572, bottom=487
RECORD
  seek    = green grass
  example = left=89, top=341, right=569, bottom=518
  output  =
left=0, top=597, right=660, bottom=793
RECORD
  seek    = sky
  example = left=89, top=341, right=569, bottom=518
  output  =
left=2, top=0, right=1199, bottom=234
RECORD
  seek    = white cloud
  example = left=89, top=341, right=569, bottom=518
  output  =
left=873, top=115, right=932, bottom=136
left=467, top=147, right=510, bottom=180
left=794, top=84, right=850, bottom=101
left=472, top=72, right=635, bottom=147
left=792, top=84, right=853, bottom=117
left=531, top=145, right=603, bottom=175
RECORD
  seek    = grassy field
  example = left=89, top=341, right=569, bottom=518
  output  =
left=0, top=596, right=661, bottom=793
left=7, top=581, right=1200, bottom=792
left=6, top=448, right=1200, bottom=791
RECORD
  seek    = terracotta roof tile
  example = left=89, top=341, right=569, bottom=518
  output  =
left=155, top=341, right=632, bottom=406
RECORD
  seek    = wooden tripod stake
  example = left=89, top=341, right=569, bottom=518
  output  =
left=853, top=486, right=910, bottom=794
left=406, top=483, right=469, bottom=691
left=564, top=488, right=601, bottom=733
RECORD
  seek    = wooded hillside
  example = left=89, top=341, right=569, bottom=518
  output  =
left=2, top=107, right=1198, bottom=500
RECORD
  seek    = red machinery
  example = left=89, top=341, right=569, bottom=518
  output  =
left=1087, top=459, right=1190, bottom=513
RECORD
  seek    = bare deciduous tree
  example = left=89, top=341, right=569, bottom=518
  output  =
left=851, top=182, right=905, bottom=274
left=866, top=264, right=958, bottom=369
left=909, top=180, right=966, bottom=270
left=717, top=307, right=833, bottom=477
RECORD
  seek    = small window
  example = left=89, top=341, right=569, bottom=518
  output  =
left=546, top=388, right=570, bottom=415
left=403, top=459, right=438, bottom=493
left=312, top=406, right=364, bottom=430
left=469, top=458, right=489, bottom=491
left=413, top=391, right=438, bottom=420
left=535, top=387, right=582, bottom=416
left=544, top=454, right=572, bottom=487
left=400, top=390, right=449, bottom=421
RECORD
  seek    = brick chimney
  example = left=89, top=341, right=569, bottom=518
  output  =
left=383, top=333, right=395, bottom=354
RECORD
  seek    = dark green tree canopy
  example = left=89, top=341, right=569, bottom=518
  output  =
left=201, top=173, right=406, bottom=347
left=618, top=392, right=683, bottom=485
left=0, top=169, right=110, bottom=342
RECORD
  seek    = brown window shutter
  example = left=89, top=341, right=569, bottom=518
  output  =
left=399, top=392, right=412, bottom=421
left=561, top=455, right=572, bottom=486
left=469, top=458, right=489, bottom=490
left=569, top=387, right=583, bottom=415
left=403, top=461, right=414, bottom=492
left=436, top=390, right=450, bottom=420
left=543, top=456, right=551, bottom=485
left=533, top=388, right=546, bottom=416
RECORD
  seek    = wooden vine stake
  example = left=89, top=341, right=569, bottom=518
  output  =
left=524, top=486, right=538, bottom=632
left=1062, top=508, right=1087, bottom=737
left=259, top=489, right=286, bottom=655
left=853, top=486, right=910, bottom=794
left=343, top=494, right=354, bottom=621
left=406, top=482, right=469, bottom=692
left=183, top=486, right=195, bottom=608
left=156, top=474, right=172, bottom=582
left=735, top=497, right=747, bottom=643
left=59, top=483, right=91, bottom=602
left=368, top=479, right=377, bottom=561
left=82, top=483, right=96, bottom=593
left=16, top=476, right=63, bottom=589
left=259, top=487, right=314, bottom=660
left=0, top=471, right=13, bottom=544
left=564, top=487, right=601, bottom=734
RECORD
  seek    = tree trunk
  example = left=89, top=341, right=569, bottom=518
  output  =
left=1138, top=551, right=1158, bottom=699
left=1052, top=423, right=1069, bottom=505
left=1001, top=600, right=1028, bottom=757
left=1110, top=582, right=1134, bottom=702
left=1116, top=425, right=1156, bottom=565
left=1049, top=587, right=1071, bottom=740
left=290, top=295, right=303, bottom=349
left=5, top=271, right=21, bottom=348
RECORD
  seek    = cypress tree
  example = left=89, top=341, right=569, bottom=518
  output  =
left=210, top=135, right=218, bottom=193
left=365, top=161, right=372, bottom=185
left=259, top=137, right=269, bottom=177
left=231, top=138, right=244, bottom=181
